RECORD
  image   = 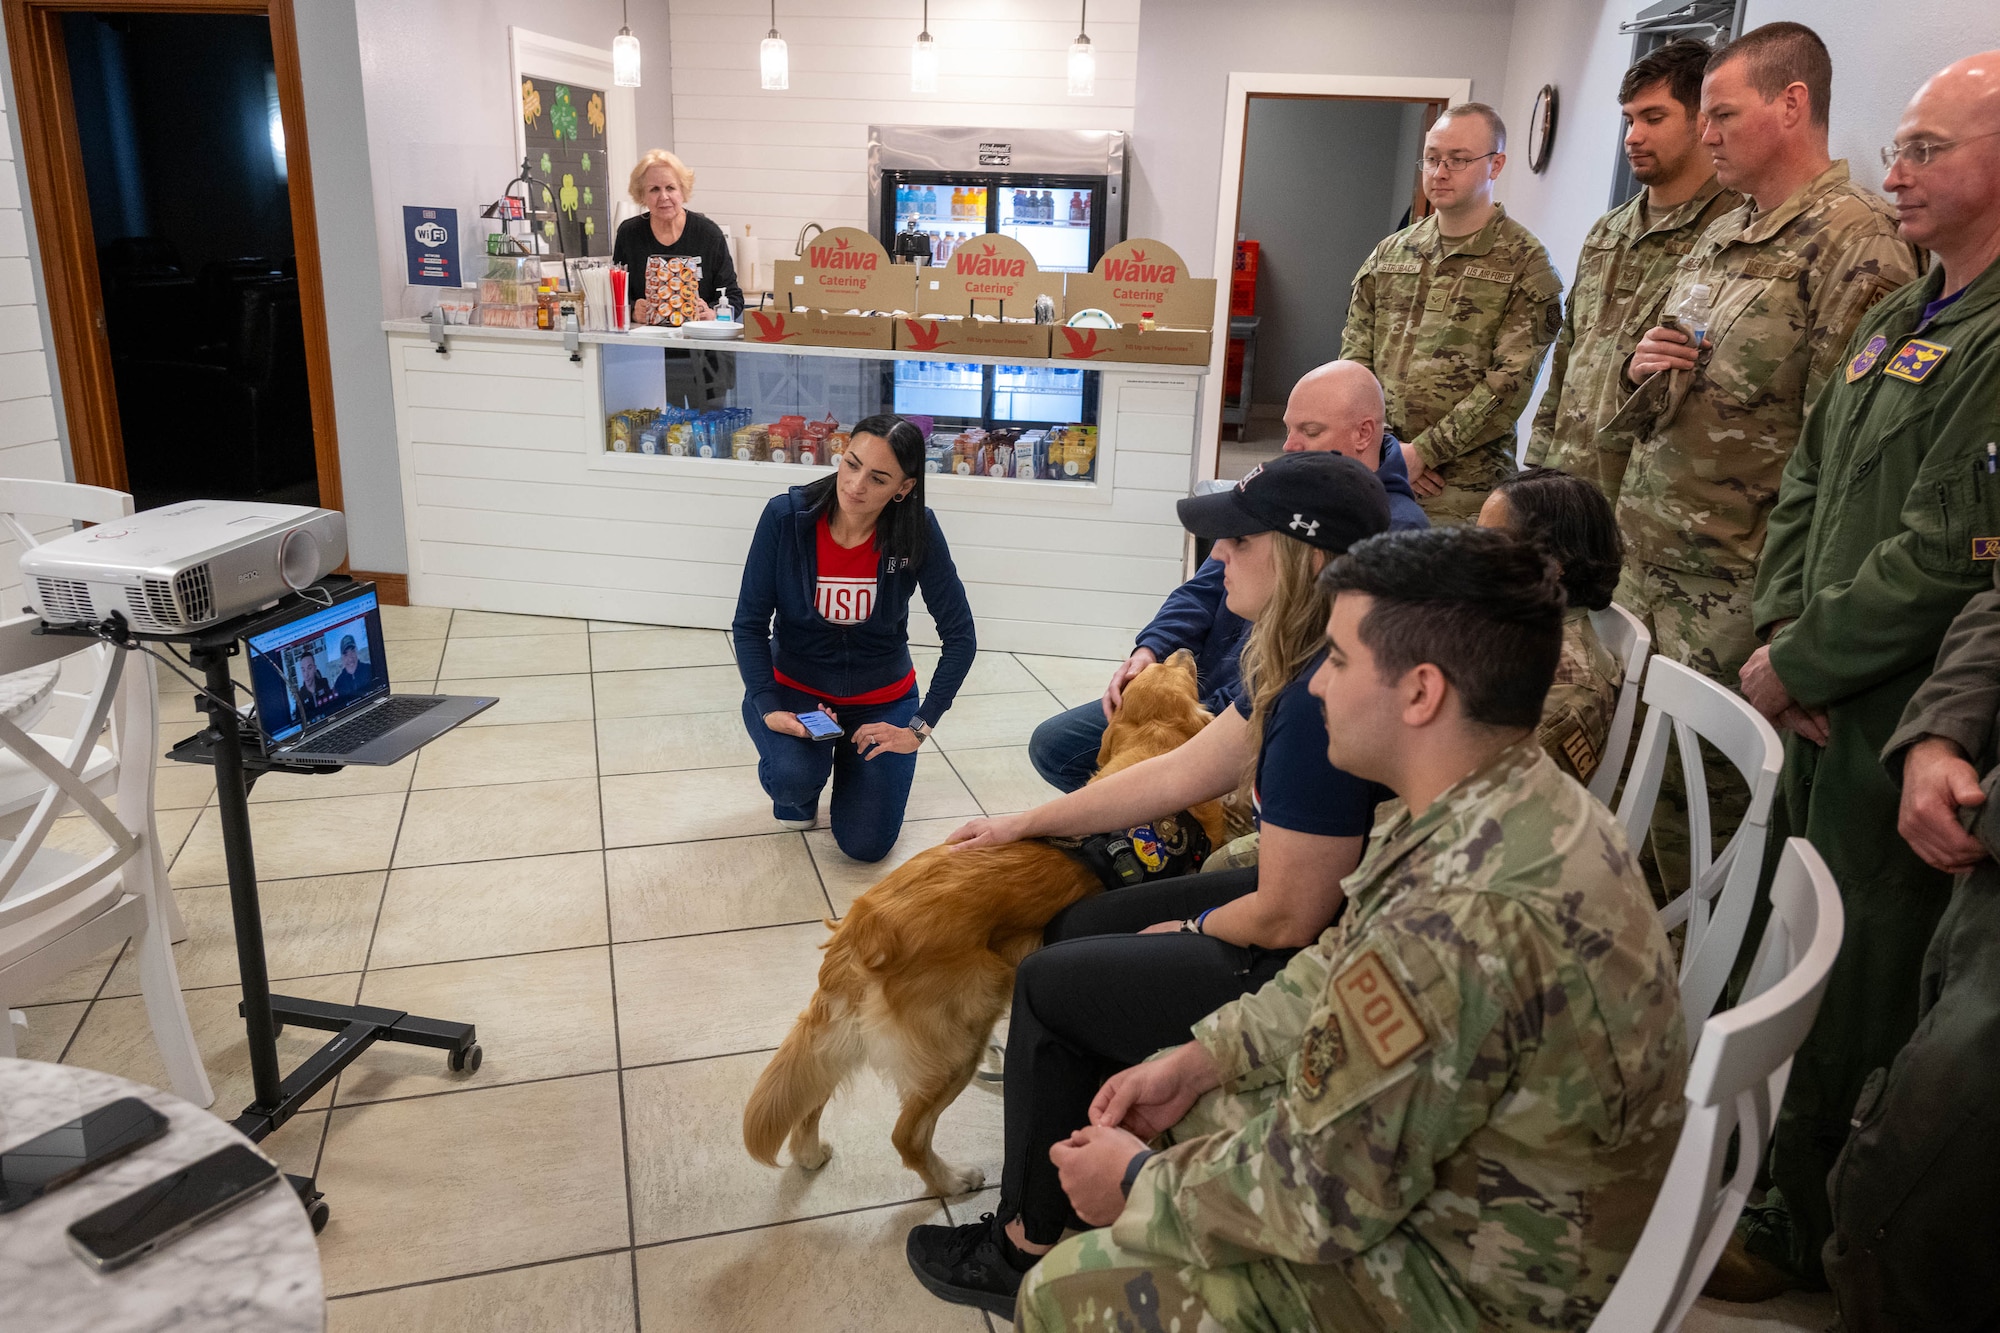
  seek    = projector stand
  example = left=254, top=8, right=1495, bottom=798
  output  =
left=135, top=588, right=482, bottom=1235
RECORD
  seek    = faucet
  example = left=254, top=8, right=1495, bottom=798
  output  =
left=794, top=222, right=825, bottom=257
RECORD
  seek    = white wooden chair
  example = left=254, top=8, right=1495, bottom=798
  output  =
left=1590, top=838, right=1844, bottom=1332
left=0, top=478, right=186, bottom=942
left=1614, top=656, right=1784, bottom=1027
left=0, top=612, right=211, bottom=1105
left=1586, top=602, right=1652, bottom=806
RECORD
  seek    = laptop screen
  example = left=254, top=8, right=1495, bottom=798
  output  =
left=244, top=590, right=389, bottom=745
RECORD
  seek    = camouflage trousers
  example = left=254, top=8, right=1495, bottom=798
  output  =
left=1414, top=438, right=1517, bottom=526
left=1015, top=1084, right=1384, bottom=1332
left=1203, top=831, right=1260, bottom=873
left=1612, top=561, right=1756, bottom=909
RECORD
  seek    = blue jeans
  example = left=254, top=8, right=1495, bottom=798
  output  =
left=741, top=686, right=920, bottom=863
left=1028, top=700, right=1108, bottom=794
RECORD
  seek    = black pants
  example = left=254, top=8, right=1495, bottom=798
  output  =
left=998, top=867, right=1299, bottom=1245
left=1824, top=861, right=2000, bottom=1332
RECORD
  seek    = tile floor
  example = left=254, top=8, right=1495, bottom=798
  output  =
left=12, top=606, right=1832, bottom=1332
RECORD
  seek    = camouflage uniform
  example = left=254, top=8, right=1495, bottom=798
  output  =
left=1016, top=740, right=1687, bottom=1333
left=1527, top=175, right=1741, bottom=502
left=1342, top=206, right=1564, bottom=524
left=1540, top=607, right=1621, bottom=786
left=1607, top=161, right=1918, bottom=897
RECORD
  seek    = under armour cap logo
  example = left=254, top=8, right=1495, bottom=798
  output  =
left=1290, top=514, right=1319, bottom=536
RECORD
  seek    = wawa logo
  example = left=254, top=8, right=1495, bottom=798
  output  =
left=1103, top=248, right=1177, bottom=284
left=1057, top=327, right=1109, bottom=359
left=747, top=311, right=801, bottom=343
left=807, top=235, right=878, bottom=270
left=953, top=242, right=1026, bottom=279
left=902, top=320, right=946, bottom=352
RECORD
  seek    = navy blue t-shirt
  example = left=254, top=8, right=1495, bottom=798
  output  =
left=1233, top=650, right=1388, bottom=837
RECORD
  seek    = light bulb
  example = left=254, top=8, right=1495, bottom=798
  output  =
left=612, top=28, right=641, bottom=88
left=761, top=31, right=790, bottom=91
left=911, top=32, right=938, bottom=93
left=1067, top=34, right=1095, bottom=97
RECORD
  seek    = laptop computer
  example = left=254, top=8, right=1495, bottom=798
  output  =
left=241, top=585, right=494, bottom=766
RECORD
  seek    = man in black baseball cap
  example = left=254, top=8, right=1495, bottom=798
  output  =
left=1176, top=451, right=1391, bottom=552
left=332, top=630, right=374, bottom=702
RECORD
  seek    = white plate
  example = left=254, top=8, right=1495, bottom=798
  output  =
left=682, top=320, right=744, bottom=339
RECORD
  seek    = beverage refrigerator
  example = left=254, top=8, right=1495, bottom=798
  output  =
left=868, top=125, right=1126, bottom=275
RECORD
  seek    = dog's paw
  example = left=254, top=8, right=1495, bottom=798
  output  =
left=792, top=1142, right=832, bottom=1171
left=934, top=1164, right=985, bottom=1196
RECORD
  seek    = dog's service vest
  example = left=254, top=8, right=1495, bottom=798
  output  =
left=1044, top=811, right=1212, bottom=890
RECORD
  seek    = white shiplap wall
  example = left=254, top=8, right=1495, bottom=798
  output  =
left=0, top=76, right=74, bottom=611
left=668, top=0, right=1139, bottom=257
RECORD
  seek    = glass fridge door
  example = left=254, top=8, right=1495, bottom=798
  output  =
left=998, top=185, right=1096, bottom=273
left=892, top=359, right=984, bottom=421
left=992, top=363, right=1086, bottom=425
left=890, top=181, right=991, bottom=267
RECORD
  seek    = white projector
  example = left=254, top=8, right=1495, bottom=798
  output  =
left=21, top=500, right=347, bottom=633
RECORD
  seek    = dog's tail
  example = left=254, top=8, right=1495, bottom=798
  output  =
left=743, top=986, right=856, bottom=1167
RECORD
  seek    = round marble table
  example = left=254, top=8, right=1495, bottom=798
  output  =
left=0, top=1058, right=324, bottom=1333
left=0, top=658, right=60, bottom=728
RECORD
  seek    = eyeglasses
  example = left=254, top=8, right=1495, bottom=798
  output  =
left=1419, top=151, right=1499, bottom=176
left=1880, top=129, right=2000, bottom=169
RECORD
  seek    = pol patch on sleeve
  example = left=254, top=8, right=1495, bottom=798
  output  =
left=1334, top=951, right=1429, bottom=1068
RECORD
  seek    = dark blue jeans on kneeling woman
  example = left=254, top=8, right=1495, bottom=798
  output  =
left=741, top=684, right=920, bottom=863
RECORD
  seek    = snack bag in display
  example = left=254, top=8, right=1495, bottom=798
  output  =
left=733, top=425, right=769, bottom=462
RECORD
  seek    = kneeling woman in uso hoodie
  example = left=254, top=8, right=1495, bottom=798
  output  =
left=733, top=414, right=976, bottom=862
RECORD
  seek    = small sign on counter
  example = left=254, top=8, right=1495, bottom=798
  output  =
left=404, top=206, right=460, bottom=286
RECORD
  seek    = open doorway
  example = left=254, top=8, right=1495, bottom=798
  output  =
left=4, top=0, right=342, bottom=516
left=1218, top=95, right=1439, bottom=480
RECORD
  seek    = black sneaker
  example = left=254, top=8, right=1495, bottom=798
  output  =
left=906, top=1212, right=1031, bottom=1318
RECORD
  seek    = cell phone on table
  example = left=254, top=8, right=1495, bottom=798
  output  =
left=66, top=1142, right=281, bottom=1272
left=797, top=709, right=844, bottom=741
left=0, top=1097, right=168, bottom=1214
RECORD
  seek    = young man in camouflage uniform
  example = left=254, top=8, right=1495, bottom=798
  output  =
left=1526, top=39, right=1742, bottom=501
left=1342, top=104, right=1564, bottom=524
left=1014, top=528, right=1687, bottom=1331
left=1609, top=23, right=1919, bottom=895
left=1715, top=51, right=2000, bottom=1304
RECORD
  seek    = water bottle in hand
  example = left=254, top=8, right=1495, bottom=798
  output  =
left=1672, top=282, right=1713, bottom=349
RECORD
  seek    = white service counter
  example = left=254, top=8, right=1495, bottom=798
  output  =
left=382, top=320, right=1207, bottom=658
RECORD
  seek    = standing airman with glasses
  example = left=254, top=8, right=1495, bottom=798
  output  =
left=1703, top=50, right=2000, bottom=1313
left=1526, top=39, right=1742, bottom=500
left=1341, top=103, right=1564, bottom=524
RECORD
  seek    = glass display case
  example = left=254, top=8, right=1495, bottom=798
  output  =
left=601, top=342, right=1102, bottom=484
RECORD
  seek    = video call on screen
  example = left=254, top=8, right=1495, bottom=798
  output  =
left=246, top=594, right=386, bottom=743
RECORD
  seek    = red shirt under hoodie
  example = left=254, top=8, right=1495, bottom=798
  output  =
left=773, top=516, right=917, bottom=706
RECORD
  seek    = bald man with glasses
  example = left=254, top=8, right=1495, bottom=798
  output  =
left=1340, top=102, right=1564, bottom=524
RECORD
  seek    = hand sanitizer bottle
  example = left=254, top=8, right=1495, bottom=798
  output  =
left=714, top=291, right=734, bottom=324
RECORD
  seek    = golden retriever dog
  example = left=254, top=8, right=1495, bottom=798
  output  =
left=742, top=650, right=1223, bottom=1195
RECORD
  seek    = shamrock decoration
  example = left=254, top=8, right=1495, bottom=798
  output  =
left=539, top=151, right=552, bottom=176
left=582, top=186, right=594, bottom=207
left=581, top=151, right=592, bottom=172
left=544, top=220, right=556, bottom=237
left=585, top=217, right=596, bottom=238
left=550, top=85, right=578, bottom=141
left=586, top=93, right=606, bottom=136
left=559, top=174, right=579, bottom=217
left=521, top=79, right=542, bottom=128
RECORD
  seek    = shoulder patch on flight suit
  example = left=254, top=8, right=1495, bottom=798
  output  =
left=1334, top=951, right=1429, bottom=1068
left=1883, top=339, right=1951, bottom=384
left=1846, top=333, right=1890, bottom=383
left=1560, top=725, right=1599, bottom=778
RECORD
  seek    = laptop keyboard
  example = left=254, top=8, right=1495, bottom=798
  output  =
left=293, top=696, right=445, bottom=754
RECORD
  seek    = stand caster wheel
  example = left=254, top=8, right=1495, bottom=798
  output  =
left=306, top=1197, right=330, bottom=1234
left=449, top=1043, right=483, bottom=1074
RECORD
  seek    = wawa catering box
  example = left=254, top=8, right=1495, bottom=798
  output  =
left=767, top=227, right=914, bottom=350
left=1056, top=239, right=1217, bottom=366
left=896, top=234, right=1058, bottom=358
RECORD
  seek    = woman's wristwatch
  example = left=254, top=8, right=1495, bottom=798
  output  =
left=908, top=719, right=933, bottom=746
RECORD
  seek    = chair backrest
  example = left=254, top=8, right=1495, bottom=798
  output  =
left=1586, top=602, right=1651, bottom=806
left=0, top=480, right=137, bottom=742
left=0, top=612, right=153, bottom=935
left=1589, top=838, right=1844, bottom=1332
left=1613, top=656, right=1783, bottom=1026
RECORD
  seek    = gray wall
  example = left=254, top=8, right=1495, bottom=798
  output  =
left=1129, top=0, right=1520, bottom=271
left=356, top=0, right=676, bottom=323
left=1236, top=97, right=1422, bottom=406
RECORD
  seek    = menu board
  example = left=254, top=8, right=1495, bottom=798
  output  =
left=521, top=74, right=610, bottom=255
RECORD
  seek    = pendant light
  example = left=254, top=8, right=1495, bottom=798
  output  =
left=761, top=0, right=790, bottom=91
left=1067, top=0, right=1095, bottom=97
left=612, top=0, right=641, bottom=88
left=910, top=0, right=938, bottom=94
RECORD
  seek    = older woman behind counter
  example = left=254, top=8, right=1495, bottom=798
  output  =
left=612, top=148, right=745, bottom=318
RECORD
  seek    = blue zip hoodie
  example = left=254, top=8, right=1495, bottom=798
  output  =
left=1136, top=436, right=1428, bottom=713
left=733, top=486, right=976, bottom=729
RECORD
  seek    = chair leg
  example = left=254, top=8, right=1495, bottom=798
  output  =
left=0, top=1008, right=18, bottom=1060
left=135, top=897, right=214, bottom=1108
left=153, top=836, right=187, bottom=944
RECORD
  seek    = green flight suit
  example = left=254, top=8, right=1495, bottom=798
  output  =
left=1744, top=254, right=2000, bottom=1284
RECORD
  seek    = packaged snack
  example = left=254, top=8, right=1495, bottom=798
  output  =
left=733, top=425, right=770, bottom=462
left=1015, top=430, right=1048, bottom=480
left=665, top=419, right=692, bottom=457
left=606, top=412, right=634, bottom=453
left=826, top=431, right=850, bottom=465
left=924, top=442, right=949, bottom=474
left=1050, top=424, right=1099, bottom=480
left=985, top=440, right=1013, bottom=478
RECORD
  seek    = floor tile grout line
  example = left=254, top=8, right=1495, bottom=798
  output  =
left=628, top=1190, right=952, bottom=1255
left=323, top=1243, right=635, bottom=1305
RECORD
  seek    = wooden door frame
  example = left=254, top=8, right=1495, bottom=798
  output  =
left=3, top=0, right=343, bottom=515
left=1195, top=72, right=1473, bottom=508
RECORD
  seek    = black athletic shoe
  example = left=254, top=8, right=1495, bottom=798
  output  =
left=906, top=1212, right=1030, bottom=1319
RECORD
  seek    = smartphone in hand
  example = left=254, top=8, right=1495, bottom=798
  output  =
left=797, top=710, right=844, bottom=741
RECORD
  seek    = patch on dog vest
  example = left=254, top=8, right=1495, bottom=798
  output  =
left=1045, top=811, right=1212, bottom=890
left=1334, top=951, right=1428, bottom=1068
